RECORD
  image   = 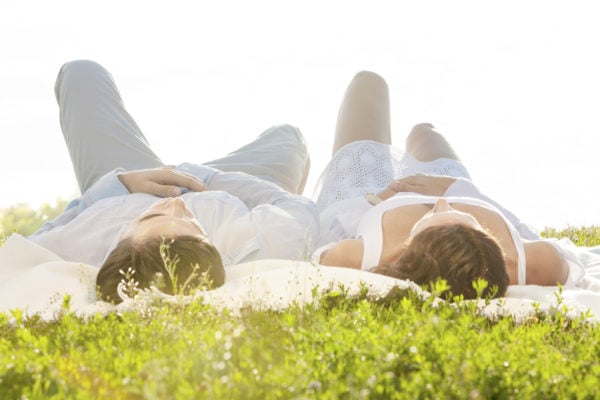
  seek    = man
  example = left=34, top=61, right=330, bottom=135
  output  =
left=30, top=60, right=318, bottom=303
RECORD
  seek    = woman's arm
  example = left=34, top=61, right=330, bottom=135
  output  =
left=523, top=240, right=570, bottom=285
left=375, top=175, right=457, bottom=201
left=318, top=239, right=364, bottom=269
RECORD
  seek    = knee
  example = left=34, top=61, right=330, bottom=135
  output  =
left=58, top=60, right=106, bottom=77
left=56, top=60, right=109, bottom=85
left=406, top=123, right=438, bottom=148
left=55, top=60, right=111, bottom=101
left=408, top=123, right=437, bottom=138
left=271, top=124, right=309, bottom=159
left=350, top=70, right=388, bottom=89
left=271, top=123, right=305, bottom=143
left=410, top=122, right=435, bottom=133
left=59, top=59, right=105, bottom=73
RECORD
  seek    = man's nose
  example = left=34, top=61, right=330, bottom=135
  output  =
left=161, top=196, right=186, bottom=214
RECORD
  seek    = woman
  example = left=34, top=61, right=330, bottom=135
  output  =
left=312, top=71, right=585, bottom=299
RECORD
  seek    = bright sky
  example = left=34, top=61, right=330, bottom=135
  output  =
left=2, top=0, right=600, bottom=230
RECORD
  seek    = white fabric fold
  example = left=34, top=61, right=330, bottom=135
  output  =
left=2, top=234, right=600, bottom=323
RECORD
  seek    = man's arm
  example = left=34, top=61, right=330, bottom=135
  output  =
left=74, top=166, right=207, bottom=211
left=179, top=163, right=308, bottom=209
left=31, top=169, right=130, bottom=236
left=180, top=164, right=320, bottom=259
left=32, top=166, right=209, bottom=236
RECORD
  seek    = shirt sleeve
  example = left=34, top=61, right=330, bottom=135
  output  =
left=444, top=178, right=540, bottom=240
left=62, top=163, right=217, bottom=217
left=175, top=163, right=220, bottom=185
left=318, top=197, right=372, bottom=244
left=202, top=169, right=302, bottom=208
left=170, top=162, right=321, bottom=261
left=202, top=169, right=320, bottom=259
left=31, top=169, right=129, bottom=236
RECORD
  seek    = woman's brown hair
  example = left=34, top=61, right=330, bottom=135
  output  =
left=96, top=235, right=225, bottom=303
left=370, top=224, right=508, bottom=300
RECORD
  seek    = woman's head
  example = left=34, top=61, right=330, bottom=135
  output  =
left=371, top=224, right=508, bottom=300
left=96, top=197, right=225, bottom=303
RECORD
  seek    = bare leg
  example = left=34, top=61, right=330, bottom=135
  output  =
left=405, top=123, right=461, bottom=161
left=332, top=71, right=391, bottom=155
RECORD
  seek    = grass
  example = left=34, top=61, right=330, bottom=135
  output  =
left=2, top=288, right=599, bottom=399
left=1, top=203, right=600, bottom=399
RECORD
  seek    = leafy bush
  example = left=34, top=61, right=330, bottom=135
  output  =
left=0, top=199, right=68, bottom=239
left=541, top=225, right=600, bottom=247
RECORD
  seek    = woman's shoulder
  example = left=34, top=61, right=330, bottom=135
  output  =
left=318, top=239, right=364, bottom=269
left=523, top=240, right=570, bottom=285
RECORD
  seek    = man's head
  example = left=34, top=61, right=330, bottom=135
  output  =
left=96, top=197, right=225, bottom=303
left=371, top=223, right=508, bottom=300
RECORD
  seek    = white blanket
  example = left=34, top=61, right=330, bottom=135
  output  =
left=1, top=233, right=600, bottom=323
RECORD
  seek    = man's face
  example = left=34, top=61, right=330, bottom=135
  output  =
left=121, top=197, right=207, bottom=242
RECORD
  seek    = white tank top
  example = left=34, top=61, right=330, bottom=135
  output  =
left=356, top=193, right=528, bottom=285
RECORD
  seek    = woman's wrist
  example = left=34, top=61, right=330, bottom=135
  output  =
left=364, top=188, right=395, bottom=205
left=375, top=188, right=397, bottom=202
left=365, top=193, right=383, bottom=205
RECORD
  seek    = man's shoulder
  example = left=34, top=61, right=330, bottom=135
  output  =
left=183, top=190, right=247, bottom=210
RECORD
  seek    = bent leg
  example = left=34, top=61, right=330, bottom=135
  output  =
left=55, top=60, right=163, bottom=192
left=332, top=70, right=391, bottom=155
left=405, top=123, right=461, bottom=162
left=203, top=124, right=310, bottom=194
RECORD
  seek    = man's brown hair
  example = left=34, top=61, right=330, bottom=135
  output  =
left=370, top=224, right=508, bottom=300
left=96, top=235, right=225, bottom=303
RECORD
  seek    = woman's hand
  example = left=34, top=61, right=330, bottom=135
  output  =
left=118, top=166, right=207, bottom=197
left=377, top=175, right=457, bottom=200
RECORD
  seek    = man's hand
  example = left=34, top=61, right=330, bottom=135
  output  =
left=118, top=166, right=207, bottom=197
left=377, top=174, right=457, bottom=200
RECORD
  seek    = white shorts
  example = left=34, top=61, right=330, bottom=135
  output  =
left=313, top=140, right=471, bottom=210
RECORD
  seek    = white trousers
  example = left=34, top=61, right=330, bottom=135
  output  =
left=54, top=60, right=310, bottom=194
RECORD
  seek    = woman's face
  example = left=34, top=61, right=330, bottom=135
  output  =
left=409, top=198, right=484, bottom=239
left=121, top=197, right=207, bottom=242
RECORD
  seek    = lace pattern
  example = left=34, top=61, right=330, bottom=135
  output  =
left=313, top=140, right=470, bottom=210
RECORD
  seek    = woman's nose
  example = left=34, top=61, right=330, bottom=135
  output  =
left=432, top=198, right=451, bottom=213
